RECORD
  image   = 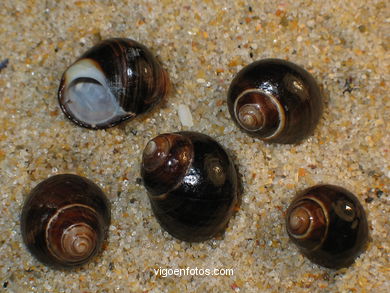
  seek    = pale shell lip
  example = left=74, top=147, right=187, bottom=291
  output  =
left=59, top=58, right=131, bottom=129
left=58, top=38, right=170, bottom=130
left=233, top=88, right=286, bottom=139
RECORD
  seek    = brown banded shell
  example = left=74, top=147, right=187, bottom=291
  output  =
left=20, top=174, right=111, bottom=269
left=58, top=38, right=169, bottom=129
left=141, top=131, right=238, bottom=242
left=285, top=184, right=368, bottom=268
left=227, top=59, right=323, bottom=144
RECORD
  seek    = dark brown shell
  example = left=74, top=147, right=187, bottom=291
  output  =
left=227, top=59, right=323, bottom=144
left=58, top=38, right=169, bottom=129
left=20, top=174, right=111, bottom=269
left=141, top=131, right=238, bottom=242
left=285, top=184, right=368, bottom=268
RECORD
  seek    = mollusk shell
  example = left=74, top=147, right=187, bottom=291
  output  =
left=58, top=38, right=169, bottom=129
left=141, top=131, right=238, bottom=242
left=227, top=59, right=323, bottom=144
left=20, top=174, right=111, bottom=269
left=285, top=184, right=368, bottom=268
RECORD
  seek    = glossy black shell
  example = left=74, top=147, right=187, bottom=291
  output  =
left=227, top=59, right=323, bottom=144
left=141, top=131, right=238, bottom=242
left=285, top=184, right=368, bottom=268
left=58, top=38, right=169, bottom=129
left=20, top=174, right=111, bottom=269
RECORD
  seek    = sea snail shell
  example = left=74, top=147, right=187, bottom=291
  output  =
left=285, top=184, right=368, bottom=268
left=227, top=59, right=323, bottom=144
left=58, top=38, right=169, bottom=129
left=20, top=174, right=111, bottom=269
left=141, top=131, right=238, bottom=242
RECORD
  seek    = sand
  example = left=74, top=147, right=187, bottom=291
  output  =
left=0, top=0, right=389, bottom=292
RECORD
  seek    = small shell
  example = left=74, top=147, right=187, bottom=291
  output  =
left=227, top=59, right=323, bottom=144
left=141, top=131, right=238, bottom=242
left=20, top=174, right=111, bottom=269
left=58, top=38, right=169, bottom=129
left=285, top=184, right=368, bottom=268
left=177, top=104, right=194, bottom=127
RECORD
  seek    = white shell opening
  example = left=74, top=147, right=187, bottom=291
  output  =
left=62, top=59, right=126, bottom=126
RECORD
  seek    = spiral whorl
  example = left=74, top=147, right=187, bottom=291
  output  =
left=61, top=223, right=96, bottom=260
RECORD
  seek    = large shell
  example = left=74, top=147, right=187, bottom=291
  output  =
left=285, top=184, right=368, bottom=268
left=141, top=131, right=238, bottom=242
left=20, top=174, right=111, bottom=269
left=58, top=38, right=169, bottom=129
left=227, top=59, right=323, bottom=144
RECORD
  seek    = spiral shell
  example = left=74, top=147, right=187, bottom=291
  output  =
left=141, top=131, right=238, bottom=242
left=58, top=38, right=169, bottom=129
left=20, top=174, right=111, bottom=269
left=227, top=59, right=323, bottom=144
left=285, top=184, right=368, bottom=268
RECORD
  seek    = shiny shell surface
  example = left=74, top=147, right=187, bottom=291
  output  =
left=58, top=38, right=169, bottom=129
left=141, top=131, right=238, bottom=242
left=227, top=59, right=323, bottom=144
left=285, top=184, right=368, bottom=268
